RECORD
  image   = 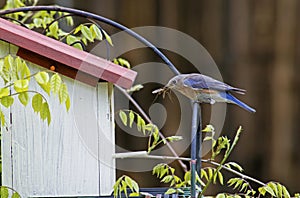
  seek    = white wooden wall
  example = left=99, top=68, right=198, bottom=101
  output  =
left=1, top=72, right=115, bottom=197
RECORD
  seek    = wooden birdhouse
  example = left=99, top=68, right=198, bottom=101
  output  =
left=0, top=18, right=137, bottom=197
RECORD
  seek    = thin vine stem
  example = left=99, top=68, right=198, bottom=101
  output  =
left=199, top=126, right=242, bottom=197
left=58, top=22, right=92, bottom=41
left=8, top=90, right=48, bottom=102
left=41, top=13, right=75, bottom=35
left=201, top=159, right=266, bottom=187
left=115, top=85, right=187, bottom=172
left=2, top=67, right=51, bottom=90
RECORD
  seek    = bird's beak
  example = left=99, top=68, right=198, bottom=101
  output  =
left=152, top=87, right=165, bottom=94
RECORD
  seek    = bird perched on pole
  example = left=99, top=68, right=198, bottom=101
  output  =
left=152, top=73, right=256, bottom=113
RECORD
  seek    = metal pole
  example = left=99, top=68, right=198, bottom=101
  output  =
left=196, top=104, right=202, bottom=174
left=190, top=102, right=200, bottom=198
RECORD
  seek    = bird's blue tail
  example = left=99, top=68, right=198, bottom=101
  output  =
left=225, top=93, right=256, bottom=113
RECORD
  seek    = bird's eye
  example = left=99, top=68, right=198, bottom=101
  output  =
left=171, top=79, right=177, bottom=85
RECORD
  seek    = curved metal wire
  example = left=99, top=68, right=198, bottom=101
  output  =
left=41, top=13, right=75, bottom=35
left=0, top=6, right=180, bottom=75
left=0, top=16, right=29, bottom=28
left=70, top=40, right=86, bottom=51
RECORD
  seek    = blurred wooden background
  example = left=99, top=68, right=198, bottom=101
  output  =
left=2, top=0, right=300, bottom=194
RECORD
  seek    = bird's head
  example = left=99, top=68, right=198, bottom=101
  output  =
left=152, top=75, right=182, bottom=97
left=165, top=75, right=181, bottom=89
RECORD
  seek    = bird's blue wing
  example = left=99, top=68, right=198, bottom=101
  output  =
left=183, top=74, right=245, bottom=94
left=183, top=75, right=210, bottom=89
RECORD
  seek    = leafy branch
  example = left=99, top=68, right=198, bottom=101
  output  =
left=115, top=85, right=188, bottom=171
left=118, top=109, right=182, bottom=153
left=0, top=185, right=21, bottom=198
left=113, top=175, right=139, bottom=198
left=200, top=126, right=242, bottom=196
left=0, top=54, right=71, bottom=125
left=152, top=163, right=203, bottom=195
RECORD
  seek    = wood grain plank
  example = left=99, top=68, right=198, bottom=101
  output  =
left=97, top=83, right=115, bottom=195
left=1, top=65, right=115, bottom=197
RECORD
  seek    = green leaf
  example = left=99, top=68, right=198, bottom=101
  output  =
left=0, top=110, right=6, bottom=126
left=35, top=71, right=49, bottom=85
left=66, top=35, right=77, bottom=44
left=277, top=183, right=283, bottom=198
left=66, top=35, right=82, bottom=50
left=228, top=178, right=237, bottom=187
left=225, top=162, right=244, bottom=172
left=1, top=96, right=14, bottom=108
left=126, top=84, right=143, bottom=93
left=119, top=110, right=127, bottom=126
left=121, top=180, right=128, bottom=198
left=74, top=24, right=83, bottom=34
left=203, top=136, right=213, bottom=141
left=4, top=54, right=14, bottom=70
left=202, top=124, right=215, bottom=133
left=81, top=37, right=88, bottom=45
left=161, top=175, right=173, bottom=183
left=59, top=83, right=68, bottom=104
left=165, top=188, right=176, bottom=195
left=216, top=193, right=226, bottom=198
left=218, top=171, right=224, bottom=185
left=0, top=40, right=10, bottom=58
left=131, top=179, right=139, bottom=194
left=40, top=102, right=51, bottom=125
left=33, top=18, right=42, bottom=28
left=241, top=182, right=249, bottom=192
left=282, top=186, right=291, bottom=198
left=137, top=115, right=146, bottom=134
left=160, top=167, right=169, bottom=179
left=50, top=73, right=62, bottom=95
left=81, top=25, right=94, bottom=42
left=184, top=171, right=191, bottom=183
left=48, top=21, right=59, bottom=39
left=233, top=179, right=243, bottom=189
left=32, top=93, right=43, bottom=113
left=201, top=169, right=208, bottom=181
left=66, top=16, right=74, bottom=26
left=14, top=79, right=29, bottom=92
left=125, top=176, right=133, bottom=191
left=113, top=177, right=122, bottom=198
left=129, top=110, right=134, bottom=128
left=259, top=185, right=275, bottom=197
left=0, top=187, right=9, bottom=198
left=19, top=61, right=30, bottom=79
left=18, top=92, right=29, bottom=106
left=116, top=58, right=131, bottom=69
left=90, top=24, right=103, bottom=40
left=208, top=168, right=213, bottom=180
left=268, top=182, right=278, bottom=196
left=65, top=95, right=71, bottom=111
left=0, top=88, right=9, bottom=98
left=129, top=192, right=140, bottom=197
left=12, top=192, right=21, bottom=198
left=102, top=29, right=113, bottom=46
left=40, top=82, right=51, bottom=95
left=166, top=136, right=183, bottom=142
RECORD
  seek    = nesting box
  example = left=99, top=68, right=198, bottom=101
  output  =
left=0, top=18, right=137, bottom=197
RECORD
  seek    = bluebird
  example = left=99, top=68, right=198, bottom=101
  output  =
left=152, top=73, right=256, bottom=113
